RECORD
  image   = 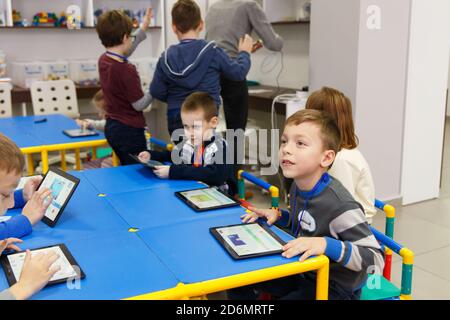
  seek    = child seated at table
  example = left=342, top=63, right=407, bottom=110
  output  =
left=0, top=133, right=60, bottom=300
left=138, top=92, right=236, bottom=194
left=76, top=90, right=113, bottom=169
left=232, top=109, right=384, bottom=300
left=0, top=133, right=52, bottom=240
left=0, top=238, right=60, bottom=300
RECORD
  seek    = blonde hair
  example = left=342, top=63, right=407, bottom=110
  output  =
left=305, top=87, right=358, bottom=149
left=0, top=133, right=25, bottom=174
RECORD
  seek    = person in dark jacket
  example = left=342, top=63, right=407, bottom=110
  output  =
left=150, top=0, right=253, bottom=136
left=138, top=92, right=237, bottom=195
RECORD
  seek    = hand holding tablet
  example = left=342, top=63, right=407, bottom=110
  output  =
left=63, top=129, right=99, bottom=138
left=34, top=168, right=80, bottom=227
left=130, top=153, right=163, bottom=169
left=1, top=244, right=85, bottom=294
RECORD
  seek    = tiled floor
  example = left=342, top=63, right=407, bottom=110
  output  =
left=210, top=120, right=450, bottom=300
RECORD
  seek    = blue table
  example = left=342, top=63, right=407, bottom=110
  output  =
left=135, top=214, right=298, bottom=284
left=0, top=165, right=330, bottom=300
left=83, top=164, right=203, bottom=195
left=0, top=232, right=179, bottom=300
left=0, top=114, right=109, bottom=174
left=0, top=115, right=105, bottom=148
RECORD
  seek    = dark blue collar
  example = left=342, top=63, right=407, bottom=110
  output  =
left=106, top=51, right=128, bottom=62
left=296, top=172, right=331, bottom=199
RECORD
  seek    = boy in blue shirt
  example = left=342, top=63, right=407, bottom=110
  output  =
left=234, top=110, right=385, bottom=300
left=0, top=133, right=52, bottom=240
left=150, top=0, right=253, bottom=136
left=0, top=133, right=60, bottom=300
left=138, top=92, right=236, bottom=194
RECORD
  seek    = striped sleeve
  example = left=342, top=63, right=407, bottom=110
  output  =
left=324, top=208, right=384, bottom=273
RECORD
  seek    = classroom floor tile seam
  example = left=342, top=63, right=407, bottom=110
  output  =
left=412, top=264, right=450, bottom=284
left=395, top=209, right=450, bottom=232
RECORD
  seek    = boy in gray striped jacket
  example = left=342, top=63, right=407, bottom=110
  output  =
left=234, top=109, right=384, bottom=300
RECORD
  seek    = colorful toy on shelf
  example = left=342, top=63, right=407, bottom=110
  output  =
left=66, top=5, right=81, bottom=30
left=12, top=10, right=24, bottom=27
left=57, top=12, right=68, bottom=28
left=32, top=12, right=59, bottom=27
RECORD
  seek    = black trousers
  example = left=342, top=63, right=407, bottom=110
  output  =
left=220, top=76, right=249, bottom=169
left=104, top=118, right=147, bottom=166
left=227, top=273, right=362, bottom=300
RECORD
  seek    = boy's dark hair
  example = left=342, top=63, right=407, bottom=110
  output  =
left=172, top=0, right=202, bottom=34
left=181, top=92, right=218, bottom=121
left=285, top=109, right=341, bottom=154
left=0, top=133, right=24, bottom=175
left=96, top=10, right=133, bottom=48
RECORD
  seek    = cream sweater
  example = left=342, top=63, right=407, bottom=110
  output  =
left=329, top=148, right=377, bottom=223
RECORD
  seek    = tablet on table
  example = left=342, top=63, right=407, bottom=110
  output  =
left=63, top=129, right=99, bottom=138
left=210, top=222, right=286, bottom=260
left=0, top=244, right=85, bottom=287
left=37, top=168, right=80, bottom=227
left=175, top=187, right=240, bottom=212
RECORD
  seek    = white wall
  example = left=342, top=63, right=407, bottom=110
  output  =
left=401, top=0, right=450, bottom=204
left=355, top=0, right=411, bottom=202
left=310, top=0, right=411, bottom=201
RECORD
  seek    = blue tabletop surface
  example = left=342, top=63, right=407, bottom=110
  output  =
left=136, top=214, right=298, bottom=284
left=106, top=187, right=245, bottom=229
left=0, top=232, right=179, bottom=300
left=83, top=164, right=204, bottom=195
left=0, top=115, right=105, bottom=148
left=0, top=165, right=299, bottom=299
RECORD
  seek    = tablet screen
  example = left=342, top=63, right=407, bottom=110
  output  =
left=37, top=169, right=80, bottom=227
left=6, top=246, right=78, bottom=283
left=179, top=188, right=236, bottom=209
left=63, top=129, right=99, bottom=138
left=213, top=223, right=284, bottom=258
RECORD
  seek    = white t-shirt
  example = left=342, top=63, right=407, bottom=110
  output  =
left=329, top=148, right=377, bottom=223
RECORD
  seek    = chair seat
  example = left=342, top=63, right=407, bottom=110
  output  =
left=361, top=274, right=401, bottom=300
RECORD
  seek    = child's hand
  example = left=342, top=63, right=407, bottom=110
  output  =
left=153, top=165, right=170, bottom=179
left=0, top=238, right=23, bottom=255
left=141, top=8, right=153, bottom=32
left=252, top=40, right=263, bottom=53
left=239, top=34, right=254, bottom=54
left=9, top=250, right=60, bottom=300
left=138, top=151, right=151, bottom=162
left=240, top=206, right=279, bottom=226
left=22, top=176, right=43, bottom=202
left=282, top=237, right=327, bottom=262
left=22, top=188, right=53, bottom=226
left=76, top=119, right=91, bottom=130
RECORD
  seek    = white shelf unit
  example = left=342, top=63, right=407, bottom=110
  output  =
left=0, top=0, right=166, bottom=71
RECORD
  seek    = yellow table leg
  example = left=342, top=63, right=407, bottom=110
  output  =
left=41, top=150, right=49, bottom=174
left=315, top=257, right=329, bottom=300
left=112, top=152, right=120, bottom=167
left=75, top=149, right=82, bottom=170
left=26, top=154, right=34, bottom=176
left=92, top=147, right=97, bottom=160
left=60, top=150, right=67, bottom=171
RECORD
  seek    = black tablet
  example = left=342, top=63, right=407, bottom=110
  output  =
left=63, top=129, right=99, bottom=138
left=210, top=222, right=286, bottom=260
left=0, top=244, right=85, bottom=287
left=37, top=168, right=80, bottom=227
left=175, top=187, right=240, bottom=212
left=129, top=154, right=163, bottom=169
